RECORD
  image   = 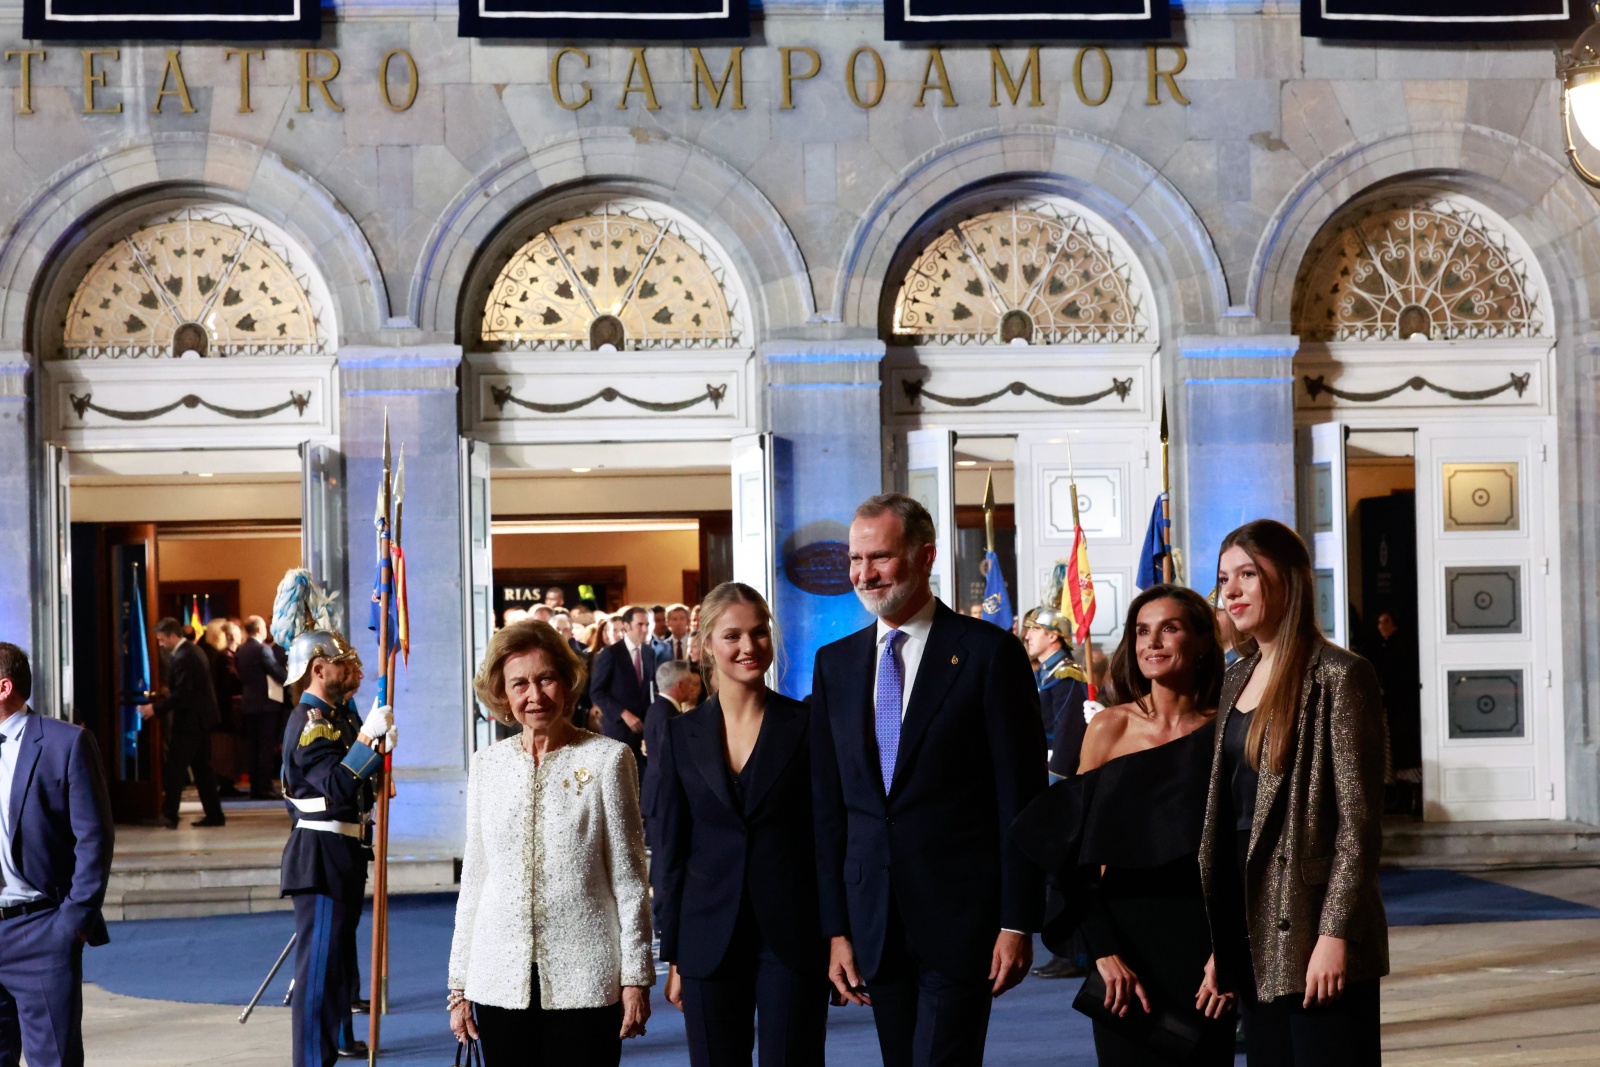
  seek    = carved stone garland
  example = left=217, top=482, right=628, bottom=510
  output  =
left=891, top=201, right=1151, bottom=346
left=481, top=205, right=742, bottom=352
left=1296, top=197, right=1547, bottom=343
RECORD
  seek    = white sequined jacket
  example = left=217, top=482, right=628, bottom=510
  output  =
left=448, top=731, right=654, bottom=1010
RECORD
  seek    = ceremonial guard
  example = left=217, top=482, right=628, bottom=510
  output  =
left=279, top=627, right=395, bottom=1067
left=1021, top=603, right=1092, bottom=982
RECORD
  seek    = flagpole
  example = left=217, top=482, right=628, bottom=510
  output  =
left=380, top=446, right=406, bottom=1017
left=1160, top=394, right=1176, bottom=585
left=368, top=415, right=393, bottom=1066
left=1064, top=437, right=1097, bottom=702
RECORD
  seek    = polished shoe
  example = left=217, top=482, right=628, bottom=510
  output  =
left=191, top=816, right=227, bottom=827
left=337, top=1041, right=369, bottom=1059
left=1032, top=955, right=1087, bottom=979
left=351, top=998, right=371, bottom=1014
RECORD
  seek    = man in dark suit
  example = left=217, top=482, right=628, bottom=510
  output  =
left=812, top=494, right=1046, bottom=1067
left=640, top=659, right=702, bottom=836
left=236, top=616, right=289, bottom=800
left=0, top=642, right=115, bottom=1067
left=139, top=617, right=225, bottom=828
left=589, top=604, right=657, bottom=769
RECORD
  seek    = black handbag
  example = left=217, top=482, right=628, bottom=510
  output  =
left=452, top=1035, right=484, bottom=1067
left=1072, top=967, right=1203, bottom=1064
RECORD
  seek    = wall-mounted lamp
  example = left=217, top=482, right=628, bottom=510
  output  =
left=1561, top=4, right=1600, bottom=186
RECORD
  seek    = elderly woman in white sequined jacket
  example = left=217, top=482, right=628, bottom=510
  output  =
left=448, top=620, right=654, bottom=1066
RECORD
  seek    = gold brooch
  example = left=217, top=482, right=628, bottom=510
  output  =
left=574, top=767, right=592, bottom=795
left=951, top=655, right=960, bottom=665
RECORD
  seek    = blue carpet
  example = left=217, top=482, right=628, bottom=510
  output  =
left=1379, top=869, right=1600, bottom=926
left=85, top=870, right=1597, bottom=1066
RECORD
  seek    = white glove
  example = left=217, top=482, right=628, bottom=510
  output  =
left=361, top=700, right=394, bottom=742
left=1082, top=700, right=1106, bottom=724
left=379, top=724, right=398, bottom=755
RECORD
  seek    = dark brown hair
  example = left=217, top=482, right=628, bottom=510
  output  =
left=1217, top=519, right=1323, bottom=775
left=473, top=620, right=588, bottom=725
left=0, top=642, right=32, bottom=704
left=1107, top=585, right=1224, bottom=715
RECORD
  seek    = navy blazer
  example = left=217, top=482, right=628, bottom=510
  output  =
left=1045, top=678, right=1091, bottom=780
left=235, top=637, right=288, bottom=718
left=640, top=694, right=682, bottom=824
left=652, top=692, right=825, bottom=978
left=590, top=640, right=655, bottom=754
left=5, top=711, right=115, bottom=946
left=154, top=640, right=220, bottom=732
left=811, top=600, right=1047, bottom=980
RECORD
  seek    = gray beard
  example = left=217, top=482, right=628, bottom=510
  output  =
left=855, top=580, right=917, bottom=619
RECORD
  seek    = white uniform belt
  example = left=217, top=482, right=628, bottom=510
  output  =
left=295, top=819, right=363, bottom=839
left=285, top=795, right=327, bottom=814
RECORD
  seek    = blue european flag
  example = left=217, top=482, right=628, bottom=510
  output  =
left=1136, top=492, right=1170, bottom=590
left=980, top=550, right=1014, bottom=632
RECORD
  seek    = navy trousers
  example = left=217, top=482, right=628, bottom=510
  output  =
left=864, top=903, right=992, bottom=1067
left=292, top=893, right=360, bottom=1067
left=0, top=906, right=84, bottom=1067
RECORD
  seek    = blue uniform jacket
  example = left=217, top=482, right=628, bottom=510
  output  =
left=1039, top=650, right=1090, bottom=780
left=279, top=693, right=382, bottom=899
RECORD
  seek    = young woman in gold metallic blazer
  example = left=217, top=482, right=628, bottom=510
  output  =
left=1199, top=519, right=1388, bottom=1066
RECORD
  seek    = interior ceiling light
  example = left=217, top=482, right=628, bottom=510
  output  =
left=956, top=459, right=978, bottom=467
left=197, top=472, right=214, bottom=477
left=570, top=466, right=592, bottom=473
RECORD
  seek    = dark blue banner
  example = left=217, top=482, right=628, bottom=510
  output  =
left=1304, top=1, right=1588, bottom=42
left=24, top=0, right=320, bottom=40
left=462, top=0, right=748, bottom=40
left=886, top=0, right=1168, bottom=42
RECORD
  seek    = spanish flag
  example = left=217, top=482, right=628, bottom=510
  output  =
left=392, top=543, right=410, bottom=667
left=189, top=596, right=204, bottom=641
left=1062, top=525, right=1095, bottom=649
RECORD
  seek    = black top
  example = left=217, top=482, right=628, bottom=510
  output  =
left=1078, top=721, right=1216, bottom=872
left=726, top=723, right=763, bottom=815
left=1223, top=706, right=1259, bottom=835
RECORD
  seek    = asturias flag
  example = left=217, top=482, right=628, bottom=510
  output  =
left=1136, top=492, right=1170, bottom=590
left=980, top=550, right=1013, bottom=632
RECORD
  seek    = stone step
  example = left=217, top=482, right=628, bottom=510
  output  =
left=1380, top=817, right=1600, bottom=871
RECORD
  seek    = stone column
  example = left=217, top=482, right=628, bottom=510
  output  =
left=339, top=343, right=467, bottom=853
left=763, top=340, right=885, bottom=700
left=0, top=358, right=30, bottom=651
left=1175, top=335, right=1299, bottom=580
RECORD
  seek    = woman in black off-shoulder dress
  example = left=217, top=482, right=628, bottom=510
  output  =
left=1015, top=583, right=1237, bottom=1067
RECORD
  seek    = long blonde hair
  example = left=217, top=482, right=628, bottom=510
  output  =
left=696, top=582, right=775, bottom=695
left=1219, top=520, right=1324, bottom=776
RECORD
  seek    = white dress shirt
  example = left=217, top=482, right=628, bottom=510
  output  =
left=0, top=707, right=45, bottom=907
left=872, top=594, right=939, bottom=721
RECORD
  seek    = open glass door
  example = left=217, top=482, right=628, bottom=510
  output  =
left=904, top=429, right=956, bottom=603
left=38, top=443, right=73, bottom=721
left=1300, top=422, right=1350, bottom=649
left=730, top=433, right=774, bottom=604
left=1414, top=420, right=1560, bottom=821
left=461, top=438, right=495, bottom=755
left=300, top=442, right=347, bottom=630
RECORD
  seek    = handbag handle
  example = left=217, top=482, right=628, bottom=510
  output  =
left=452, top=1034, right=483, bottom=1067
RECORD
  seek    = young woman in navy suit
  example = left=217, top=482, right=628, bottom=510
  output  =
left=651, top=582, right=828, bottom=1067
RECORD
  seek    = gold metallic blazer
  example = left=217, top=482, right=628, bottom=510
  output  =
left=1198, top=642, right=1390, bottom=1001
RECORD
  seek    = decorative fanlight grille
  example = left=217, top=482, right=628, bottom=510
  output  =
left=62, top=207, right=327, bottom=360
left=1296, top=196, right=1547, bottom=343
left=481, top=204, right=742, bottom=352
left=892, top=201, right=1150, bottom=346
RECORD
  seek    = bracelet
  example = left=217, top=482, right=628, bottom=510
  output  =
left=446, top=990, right=467, bottom=1011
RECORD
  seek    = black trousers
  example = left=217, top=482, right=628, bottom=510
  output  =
left=291, top=892, right=361, bottom=1067
left=474, top=965, right=623, bottom=1067
left=244, top=713, right=281, bottom=797
left=1240, top=979, right=1381, bottom=1067
left=162, top=724, right=223, bottom=822
left=679, top=908, right=828, bottom=1067
left=864, top=903, right=993, bottom=1067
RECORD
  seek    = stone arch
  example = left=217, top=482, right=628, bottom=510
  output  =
left=412, top=128, right=813, bottom=341
left=0, top=132, right=387, bottom=353
left=837, top=125, right=1228, bottom=337
left=1250, top=124, right=1599, bottom=338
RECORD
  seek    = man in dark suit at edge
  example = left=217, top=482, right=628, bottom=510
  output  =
left=139, top=617, right=226, bottom=829
left=589, top=604, right=657, bottom=772
left=811, top=494, right=1046, bottom=1067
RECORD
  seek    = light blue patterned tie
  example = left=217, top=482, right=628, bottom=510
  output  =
left=876, top=629, right=906, bottom=793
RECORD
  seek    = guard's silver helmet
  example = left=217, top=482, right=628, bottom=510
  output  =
left=286, top=629, right=360, bottom=687
left=1026, top=604, right=1075, bottom=642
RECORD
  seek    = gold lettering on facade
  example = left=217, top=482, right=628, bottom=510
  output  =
left=380, top=49, right=418, bottom=112
left=846, top=46, right=885, bottom=109
left=618, top=47, right=661, bottom=110
left=551, top=46, right=593, bottom=110
left=916, top=48, right=956, bottom=109
left=81, top=49, right=121, bottom=114
left=1145, top=45, right=1189, bottom=106
left=990, top=47, right=1042, bottom=108
left=152, top=50, right=196, bottom=114
left=690, top=47, right=744, bottom=110
left=779, top=46, right=820, bottom=110
left=1074, top=46, right=1112, bottom=107
left=226, top=48, right=264, bottom=114
left=6, top=49, right=43, bottom=115
left=297, top=48, right=344, bottom=113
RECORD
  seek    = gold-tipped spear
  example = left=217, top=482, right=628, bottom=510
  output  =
left=982, top=468, right=997, bottom=555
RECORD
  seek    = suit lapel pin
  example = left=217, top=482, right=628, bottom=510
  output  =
left=951, top=655, right=960, bottom=665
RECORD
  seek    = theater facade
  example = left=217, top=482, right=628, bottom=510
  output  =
left=3, top=0, right=1599, bottom=851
